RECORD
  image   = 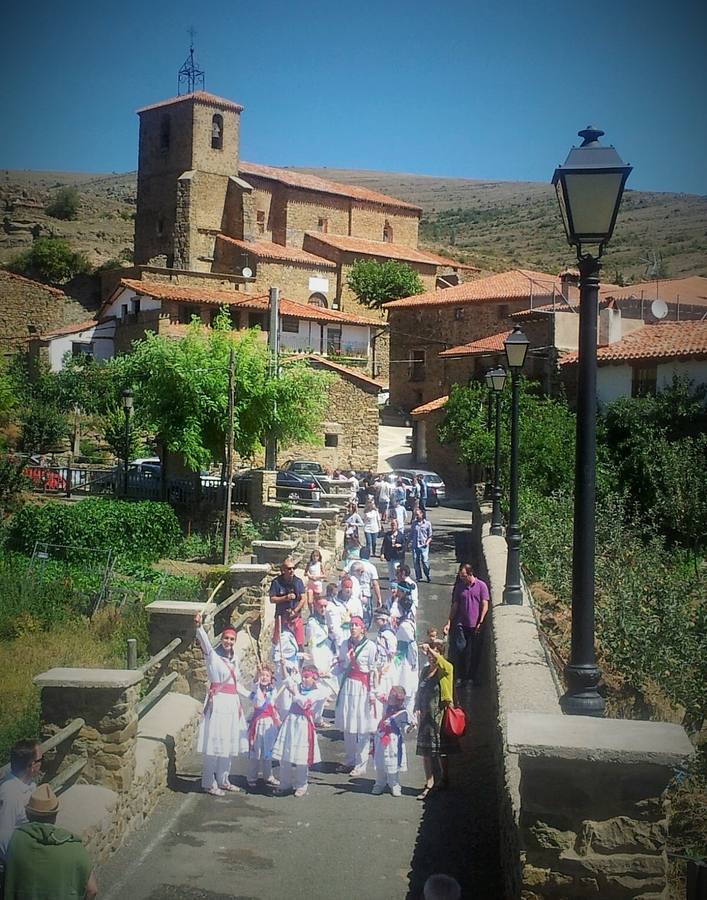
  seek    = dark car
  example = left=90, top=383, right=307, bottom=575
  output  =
left=232, top=468, right=322, bottom=505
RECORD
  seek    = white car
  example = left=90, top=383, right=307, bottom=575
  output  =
left=396, top=469, right=446, bottom=505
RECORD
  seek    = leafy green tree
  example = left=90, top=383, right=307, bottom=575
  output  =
left=19, top=401, right=67, bottom=453
left=45, top=187, right=80, bottom=221
left=8, top=238, right=90, bottom=284
left=0, top=459, right=29, bottom=515
left=121, top=310, right=333, bottom=472
left=346, top=259, right=424, bottom=309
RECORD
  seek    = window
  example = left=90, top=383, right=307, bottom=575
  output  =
left=631, top=364, right=657, bottom=398
left=410, top=349, right=426, bottom=381
left=156, top=217, right=164, bottom=236
left=325, top=434, right=339, bottom=447
left=159, top=115, right=170, bottom=151
left=121, top=304, right=128, bottom=320
left=383, top=220, right=393, bottom=242
left=131, top=298, right=141, bottom=316
left=71, top=342, right=93, bottom=359
left=326, top=326, right=342, bottom=354
left=308, top=292, right=328, bottom=308
left=211, top=114, right=223, bottom=150
left=178, top=305, right=192, bottom=325
left=317, top=217, right=328, bottom=233
left=281, top=317, right=299, bottom=333
left=256, top=210, right=265, bottom=234
left=248, top=312, right=267, bottom=330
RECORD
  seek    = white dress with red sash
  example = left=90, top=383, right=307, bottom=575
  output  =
left=373, top=707, right=410, bottom=774
left=196, top=625, right=248, bottom=757
left=335, top=637, right=378, bottom=734
left=272, top=681, right=331, bottom=766
left=246, top=682, right=281, bottom=760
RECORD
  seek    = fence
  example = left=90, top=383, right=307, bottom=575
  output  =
left=0, top=717, right=86, bottom=795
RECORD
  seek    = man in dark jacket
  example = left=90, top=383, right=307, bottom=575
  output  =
left=4, top=784, right=97, bottom=899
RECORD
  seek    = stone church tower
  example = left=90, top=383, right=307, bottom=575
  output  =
left=134, top=91, right=253, bottom=271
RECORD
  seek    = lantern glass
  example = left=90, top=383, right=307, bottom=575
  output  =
left=504, top=328, right=530, bottom=370
left=558, top=172, right=626, bottom=244
left=489, top=367, right=507, bottom=393
left=121, top=389, right=134, bottom=411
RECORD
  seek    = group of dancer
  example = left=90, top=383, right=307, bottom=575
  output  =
left=194, top=551, right=456, bottom=800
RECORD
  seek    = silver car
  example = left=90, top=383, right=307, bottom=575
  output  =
left=397, top=469, right=446, bottom=505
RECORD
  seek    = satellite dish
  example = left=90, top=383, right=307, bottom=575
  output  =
left=242, top=266, right=253, bottom=279
left=651, top=298, right=668, bottom=320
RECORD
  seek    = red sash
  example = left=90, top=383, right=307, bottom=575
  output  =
left=348, top=667, right=371, bottom=689
left=247, top=703, right=280, bottom=750
left=291, top=700, right=317, bottom=766
left=205, top=659, right=238, bottom=715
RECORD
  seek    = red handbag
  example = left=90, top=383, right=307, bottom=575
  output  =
left=442, top=704, right=467, bottom=737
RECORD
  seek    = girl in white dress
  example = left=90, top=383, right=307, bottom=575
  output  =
left=393, top=591, right=419, bottom=720
left=304, top=548, right=325, bottom=611
left=272, top=665, right=333, bottom=797
left=194, top=611, right=248, bottom=796
left=335, top=616, right=378, bottom=776
left=372, top=686, right=410, bottom=797
left=245, top=665, right=281, bottom=789
left=272, top=620, right=301, bottom=717
left=372, top=608, right=398, bottom=720
left=305, top=595, right=338, bottom=724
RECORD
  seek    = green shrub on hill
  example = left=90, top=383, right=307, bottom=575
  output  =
left=8, top=499, right=181, bottom=563
left=8, top=238, right=90, bottom=284
left=45, top=187, right=80, bottom=221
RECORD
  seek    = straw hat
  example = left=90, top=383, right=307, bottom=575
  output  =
left=26, top=784, right=59, bottom=817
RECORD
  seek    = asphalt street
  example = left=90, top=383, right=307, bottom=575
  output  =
left=97, top=504, right=502, bottom=900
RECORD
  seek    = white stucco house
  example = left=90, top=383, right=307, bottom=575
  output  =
left=33, top=318, right=116, bottom=372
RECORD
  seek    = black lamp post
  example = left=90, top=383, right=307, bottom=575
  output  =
left=552, top=126, right=631, bottom=716
left=485, top=366, right=507, bottom=536
left=502, top=327, right=530, bottom=605
left=121, top=389, right=134, bottom=498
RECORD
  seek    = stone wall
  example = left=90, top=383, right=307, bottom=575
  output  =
left=0, top=270, right=92, bottom=355
left=412, top=406, right=475, bottom=490
left=283, top=189, right=351, bottom=248
left=251, top=260, right=337, bottom=306
left=388, top=299, right=531, bottom=411
left=349, top=204, right=419, bottom=247
left=277, top=372, right=379, bottom=471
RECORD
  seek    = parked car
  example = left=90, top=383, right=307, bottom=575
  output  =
left=396, top=469, right=446, bottom=506
left=232, top=468, right=322, bottom=505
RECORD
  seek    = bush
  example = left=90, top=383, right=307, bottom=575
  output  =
left=45, top=187, right=80, bottom=221
left=20, top=400, right=67, bottom=453
left=346, top=258, right=424, bottom=309
left=8, top=499, right=182, bottom=563
left=8, top=238, right=90, bottom=284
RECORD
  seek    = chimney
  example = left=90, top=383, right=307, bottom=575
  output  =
left=598, top=300, right=622, bottom=346
left=559, top=269, right=579, bottom=302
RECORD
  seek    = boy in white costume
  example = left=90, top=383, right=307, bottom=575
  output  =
left=372, top=686, right=410, bottom=797
left=245, top=665, right=281, bottom=789
left=373, top=608, right=398, bottom=719
left=272, top=619, right=301, bottom=717
left=304, top=595, right=338, bottom=724
left=393, top=587, right=419, bottom=719
left=328, top=577, right=362, bottom=652
left=335, top=616, right=378, bottom=776
left=194, top=612, right=249, bottom=796
left=272, top=665, right=332, bottom=797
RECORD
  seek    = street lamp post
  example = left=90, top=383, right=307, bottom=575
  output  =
left=121, top=389, right=134, bottom=498
left=552, top=126, right=631, bottom=716
left=502, top=328, right=530, bottom=605
left=484, top=367, right=507, bottom=536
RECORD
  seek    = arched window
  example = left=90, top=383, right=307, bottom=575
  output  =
left=211, top=114, right=223, bottom=150
left=308, top=293, right=328, bottom=308
left=160, top=115, right=170, bottom=151
left=383, top=220, right=393, bottom=242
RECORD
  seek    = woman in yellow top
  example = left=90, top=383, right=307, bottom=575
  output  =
left=414, top=640, right=460, bottom=799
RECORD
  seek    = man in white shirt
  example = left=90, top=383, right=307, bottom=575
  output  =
left=346, top=559, right=382, bottom=627
left=376, top=478, right=391, bottom=524
left=0, top=740, right=42, bottom=869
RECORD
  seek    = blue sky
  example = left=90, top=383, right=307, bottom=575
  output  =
left=2, top=0, right=706, bottom=194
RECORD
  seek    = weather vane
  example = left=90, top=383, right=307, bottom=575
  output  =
left=178, top=27, right=205, bottom=95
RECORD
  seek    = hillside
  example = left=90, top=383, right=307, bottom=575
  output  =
left=2, top=167, right=705, bottom=283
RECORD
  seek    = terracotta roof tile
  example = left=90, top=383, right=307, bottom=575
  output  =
left=290, top=354, right=383, bottom=393
left=216, top=235, right=336, bottom=268
left=439, top=330, right=513, bottom=358
left=411, top=395, right=449, bottom=417
left=303, top=232, right=471, bottom=269
left=115, top=280, right=378, bottom=326
left=239, top=161, right=421, bottom=213
left=560, top=321, right=707, bottom=366
left=39, top=318, right=101, bottom=339
left=603, top=275, right=707, bottom=307
left=136, top=91, right=243, bottom=114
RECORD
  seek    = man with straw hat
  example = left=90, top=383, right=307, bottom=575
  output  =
left=4, top=784, right=97, bottom=899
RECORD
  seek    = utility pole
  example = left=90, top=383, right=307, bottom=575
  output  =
left=264, top=287, right=280, bottom=470
left=222, top=347, right=235, bottom=566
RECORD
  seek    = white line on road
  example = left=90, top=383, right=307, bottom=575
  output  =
left=101, top=793, right=198, bottom=900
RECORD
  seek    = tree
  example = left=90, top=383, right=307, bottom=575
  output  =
left=121, top=310, right=333, bottom=472
left=346, top=258, right=424, bottom=309
left=8, top=238, right=90, bottom=284
left=19, top=401, right=67, bottom=453
left=45, top=187, right=80, bottom=221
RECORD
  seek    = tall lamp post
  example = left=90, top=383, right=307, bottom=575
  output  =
left=552, top=126, right=631, bottom=716
left=121, top=389, right=134, bottom=498
left=484, top=366, right=507, bottom=536
left=502, top=327, right=530, bottom=605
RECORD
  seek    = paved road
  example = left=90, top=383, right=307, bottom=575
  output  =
left=378, top=425, right=412, bottom=472
left=98, top=506, right=502, bottom=900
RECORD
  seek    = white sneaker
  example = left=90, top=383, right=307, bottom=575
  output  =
left=390, top=785, right=402, bottom=797
left=265, top=775, right=280, bottom=787
left=371, top=784, right=385, bottom=795
left=349, top=766, right=367, bottom=778
left=293, top=786, right=308, bottom=798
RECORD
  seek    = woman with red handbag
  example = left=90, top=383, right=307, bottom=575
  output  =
left=413, top=641, right=462, bottom=800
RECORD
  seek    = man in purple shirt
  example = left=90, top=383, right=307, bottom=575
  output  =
left=444, top=564, right=489, bottom=685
